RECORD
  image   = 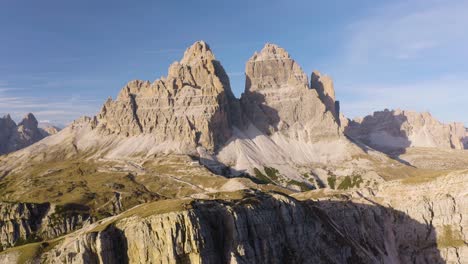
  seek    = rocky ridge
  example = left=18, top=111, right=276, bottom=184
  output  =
left=2, top=169, right=465, bottom=264
left=0, top=113, right=52, bottom=155
left=0, top=41, right=467, bottom=263
left=345, top=109, right=468, bottom=154
left=0, top=41, right=369, bottom=187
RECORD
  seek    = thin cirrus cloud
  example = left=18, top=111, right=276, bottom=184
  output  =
left=340, top=75, right=468, bottom=125
left=0, top=88, right=100, bottom=125
left=345, top=0, right=468, bottom=64
left=336, top=0, right=468, bottom=126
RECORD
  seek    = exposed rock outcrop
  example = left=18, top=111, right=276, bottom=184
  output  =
left=0, top=202, right=92, bottom=250
left=96, top=41, right=239, bottom=153
left=345, top=109, right=468, bottom=154
left=0, top=113, right=50, bottom=155
left=310, top=70, right=340, bottom=124
left=38, top=122, right=61, bottom=137
left=309, top=171, right=468, bottom=264
left=0, top=42, right=365, bottom=187
left=217, top=44, right=363, bottom=180
left=40, top=192, right=376, bottom=264
left=240, top=44, right=340, bottom=141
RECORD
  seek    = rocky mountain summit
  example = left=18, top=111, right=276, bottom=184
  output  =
left=0, top=113, right=57, bottom=155
left=0, top=41, right=467, bottom=263
left=1, top=41, right=368, bottom=188
left=345, top=109, right=468, bottom=154
left=97, top=41, right=238, bottom=153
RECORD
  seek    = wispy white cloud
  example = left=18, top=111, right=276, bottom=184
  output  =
left=336, top=0, right=468, bottom=126
left=340, top=75, right=468, bottom=125
left=0, top=88, right=100, bottom=124
left=345, top=1, right=468, bottom=63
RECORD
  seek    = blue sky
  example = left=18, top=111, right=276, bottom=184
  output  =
left=1, top=0, right=467, bottom=126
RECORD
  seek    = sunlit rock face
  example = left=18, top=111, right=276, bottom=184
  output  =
left=240, top=44, right=341, bottom=142
left=96, top=41, right=239, bottom=153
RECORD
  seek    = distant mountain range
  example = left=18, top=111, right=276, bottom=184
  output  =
left=0, top=41, right=466, bottom=263
left=0, top=113, right=60, bottom=155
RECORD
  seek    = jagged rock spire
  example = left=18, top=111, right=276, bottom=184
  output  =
left=180, top=41, right=215, bottom=65
left=245, top=43, right=309, bottom=93
left=96, top=41, right=238, bottom=152
left=241, top=43, right=341, bottom=141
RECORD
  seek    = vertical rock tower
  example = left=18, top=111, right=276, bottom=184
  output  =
left=241, top=43, right=341, bottom=142
left=97, top=41, right=238, bottom=152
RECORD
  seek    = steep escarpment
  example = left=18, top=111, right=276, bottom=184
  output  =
left=4, top=186, right=459, bottom=263
left=295, top=171, right=468, bottom=263
left=0, top=202, right=91, bottom=250
left=240, top=44, right=340, bottom=140
left=345, top=109, right=468, bottom=154
left=216, top=44, right=367, bottom=181
left=96, top=41, right=239, bottom=153
left=37, top=192, right=376, bottom=264
left=0, top=113, right=50, bottom=155
left=0, top=42, right=372, bottom=188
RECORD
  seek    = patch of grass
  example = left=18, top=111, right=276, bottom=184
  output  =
left=437, top=225, right=465, bottom=248
left=89, top=198, right=194, bottom=233
left=253, top=168, right=273, bottom=184
left=1, top=237, right=62, bottom=264
left=337, top=175, right=363, bottom=190
left=287, top=179, right=313, bottom=192
left=327, top=175, right=336, bottom=189
left=400, top=169, right=451, bottom=185
left=14, top=235, right=42, bottom=247
left=263, top=167, right=280, bottom=181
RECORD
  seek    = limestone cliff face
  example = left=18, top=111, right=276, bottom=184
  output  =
left=41, top=193, right=374, bottom=264
left=19, top=178, right=464, bottom=264
left=96, top=41, right=238, bottom=153
left=310, top=70, right=340, bottom=124
left=0, top=202, right=49, bottom=250
left=0, top=113, right=48, bottom=155
left=0, top=202, right=92, bottom=250
left=240, top=44, right=340, bottom=141
left=314, top=172, right=468, bottom=264
left=345, top=109, right=468, bottom=154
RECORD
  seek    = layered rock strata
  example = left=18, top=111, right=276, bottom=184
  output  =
left=240, top=44, right=340, bottom=141
left=96, top=41, right=239, bottom=153
left=40, top=192, right=375, bottom=264
left=0, top=202, right=92, bottom=250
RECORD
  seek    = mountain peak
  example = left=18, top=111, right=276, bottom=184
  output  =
left=180, top=40, right=215, bottom=65
left=18, top=113, right=38, bottom=129
left=250, top=43, right=290, bottom=61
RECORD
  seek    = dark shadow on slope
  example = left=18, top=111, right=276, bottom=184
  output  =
left=25, top=191, right=445, bottom=263
left=185, top=192, right=444, bottom=264
left=310, top=72, right=341, bottom=126
left=239, top=79, right=282, bottom=136
left=311, top=198, right=445, bottom=264
left=344, top=110, right=415, bottom=165
left=98, top=225, right=129, bottom=264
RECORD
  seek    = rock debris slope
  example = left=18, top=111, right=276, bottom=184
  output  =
left=0, top=42, right=371, bottom=185
left=217, top=44, right=366, bottom=180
